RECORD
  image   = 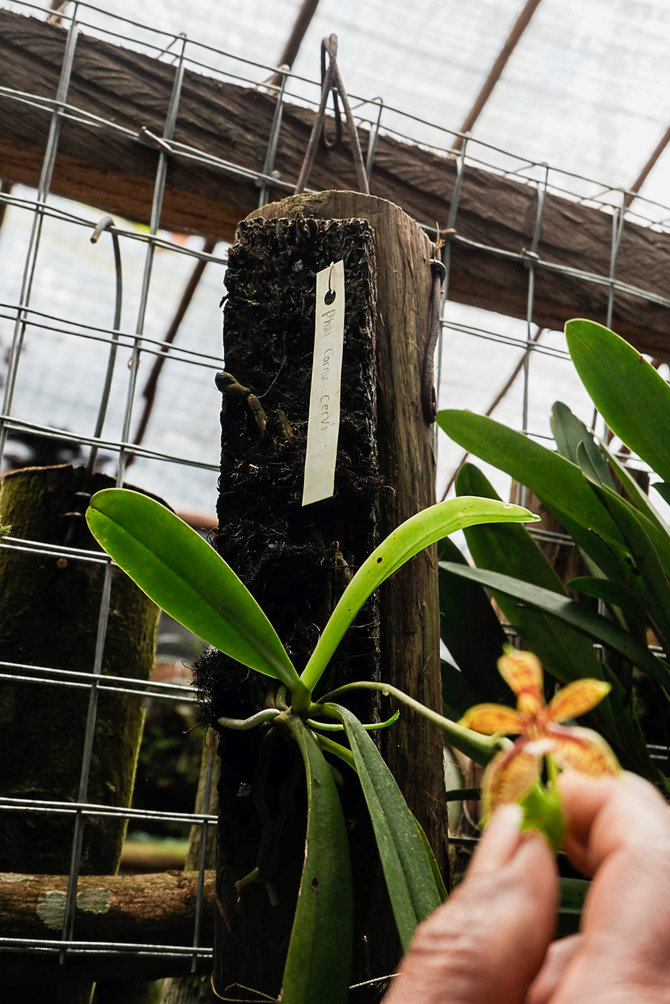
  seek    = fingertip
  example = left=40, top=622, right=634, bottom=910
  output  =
left=511, top=829, right=559, bottom=898
left=468, top=803, right=523, bottom=877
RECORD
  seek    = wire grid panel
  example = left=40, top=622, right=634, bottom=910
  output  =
left=1, top=0, right=670, bottom=979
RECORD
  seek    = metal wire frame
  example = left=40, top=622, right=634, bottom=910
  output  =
left=0, top=0, right=670, bottom=982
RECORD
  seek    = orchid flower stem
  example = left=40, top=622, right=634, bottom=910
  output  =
left=316, top=681, right=510, bottom=766
left=546, top=753, right=560, bottom=787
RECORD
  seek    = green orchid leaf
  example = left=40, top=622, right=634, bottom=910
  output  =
left=437, top=409, right=621, bottom=542
left=565, top=319, right=670, bottom=484
left=551, top=401, right=614, bottom=489
left=86, top=488, right=300, bottom=691
left=440, top=561, right=670, bottom=703
left=653, top=482, right=670, bottom=507
left=567, top=575, right=645, bottom=616
left=299, top=496, right=537, bottom=695
left=441, top=659, right=482, bottom=722
left=584, top=478, right=670, bottom=649
left=324, top=703, right=444, bottom=950
left=575, top=439, right=605, bottom=487
left=412, top=811, right=448, bottom=903
left=438, top=534, right=510, bottom=705
left=281, top=717, right=353, bottom=1004
left=455, top=464, right=608, bottom=693
left=438, top=409, right=670, bottom=577
left=602, top=443, right=667, bottom=533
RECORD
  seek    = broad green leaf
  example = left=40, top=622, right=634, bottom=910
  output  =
left=437, top=409, right=621, bottom=542
left=602, top=443, right=667, bottom=533
left=281, top=718, right=353, bottom=1004
left=86, top=488, right=300, bottom=690
left=438, top=535, right=509, bottom=705
left=438, top=409, right=670, bottom=577
left=412, top=811, right=449, bottom=903
left=441, top=659, right=482, bottom=722
left=455, top=464, right=608, bottom=694
left=572, top=444, right=659, bottom=640
left=299, top=497, right=537, bottom=694
left=558, top=514, right=632, bottom=586
left=654, top=482, right=670, bottom=507
left=325, top=703, right=443, bottom=950
left=585, top=478, right=670, bottom=650
left=576, top=440, right=605, bottom=487
left=567, top=576, right=645, bottom=616
left=566, top=319, right=670, bottom=484
left=551, top=401, right=614, bottom=489
left=440, top=563, right=670, bottom=707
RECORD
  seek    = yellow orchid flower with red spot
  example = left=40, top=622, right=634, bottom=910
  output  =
left=460, top=647, right=621, bottom=820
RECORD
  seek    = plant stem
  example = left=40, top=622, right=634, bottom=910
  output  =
left=316, top=682, right=510, bottom=766
left=546, top=753, right=559, bottom=787
left=290, top=680, right=312, bottom=713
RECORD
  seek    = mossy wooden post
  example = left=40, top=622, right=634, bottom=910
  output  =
left=202, top=192, right=446, bottom=1001
left=0, top=465, right=159, bottom=1002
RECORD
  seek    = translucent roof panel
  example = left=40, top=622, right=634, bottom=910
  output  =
left=1, top=0, right=669, bottom=518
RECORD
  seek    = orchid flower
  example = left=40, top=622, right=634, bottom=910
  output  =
left=460, top=647, right=621, bottom=823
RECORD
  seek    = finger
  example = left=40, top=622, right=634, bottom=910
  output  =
left=468, top=802, right=524, bottom=876
left=526, top=935, right=581, bottom=1004
left=549, top=771, right=670, bottom=1002
left=559, top=771, right=670, bottom=876
left=384, top=831, right=557, bottom=1004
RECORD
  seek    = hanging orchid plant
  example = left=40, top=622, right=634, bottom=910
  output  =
left=86, top=489, right=536, bottom=1003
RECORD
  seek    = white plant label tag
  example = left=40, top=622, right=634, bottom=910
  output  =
left=302, top=260, right=345, bottom=507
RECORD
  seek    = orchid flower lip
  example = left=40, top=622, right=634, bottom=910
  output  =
left=524, top=738, right=555, bottom=756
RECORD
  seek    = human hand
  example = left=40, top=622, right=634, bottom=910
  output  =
left=382, top=771, right=670, bottom=1003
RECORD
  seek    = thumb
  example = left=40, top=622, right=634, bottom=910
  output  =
left=384, top=806, right=558, bottom=1004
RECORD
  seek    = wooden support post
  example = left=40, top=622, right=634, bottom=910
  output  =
left=198, top=192, right=446, bottom=1000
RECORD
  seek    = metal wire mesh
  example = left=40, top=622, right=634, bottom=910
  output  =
left=1, top=0, right=670, bottom=984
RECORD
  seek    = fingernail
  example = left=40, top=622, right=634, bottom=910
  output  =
left=468, top=803, right=523, bottom=876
